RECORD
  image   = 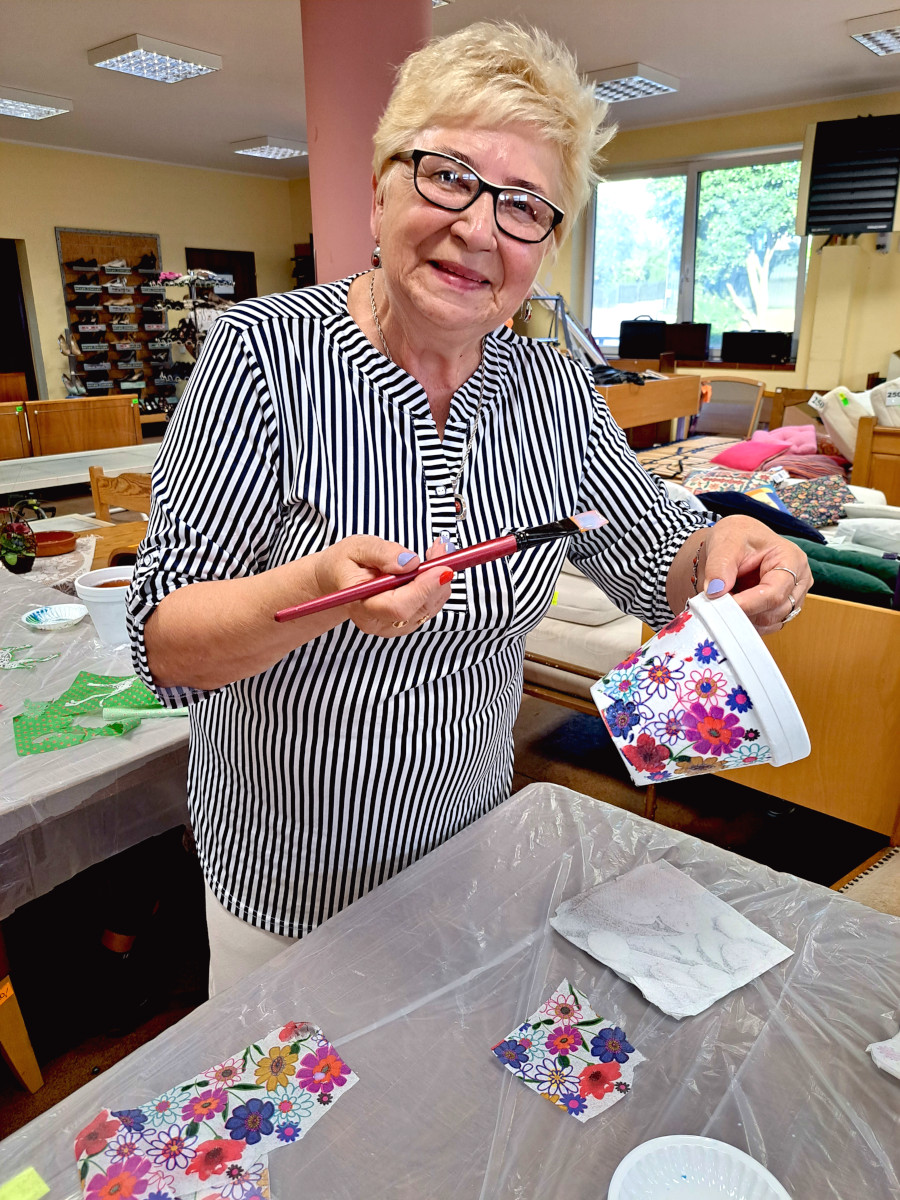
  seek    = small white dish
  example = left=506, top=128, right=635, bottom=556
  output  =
left=608, top=1135, right=791, bottom=1199
left=21, top=604, right=89, bottom=632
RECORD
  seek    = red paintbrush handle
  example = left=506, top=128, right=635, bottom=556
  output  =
left=274, top=534, right=518, bottom=622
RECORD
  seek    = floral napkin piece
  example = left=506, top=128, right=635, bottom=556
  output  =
left=867, top=1028, right=900, bottom=1079
left=491, top=980, right=644, bottom=1122
left=75, top=1020, right=358, bottom=1200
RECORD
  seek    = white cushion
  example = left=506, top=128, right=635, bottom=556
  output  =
left=870, top=377, right=900, bottom=428
left=524, top=614, right=642, bottom=700
left=846, top=486, right=888, bottom=505
left=835, top=517, right=900, bottom=553
left=819, top=384, right=874, bottom=461
left=551, top=568, right=626, bottom=627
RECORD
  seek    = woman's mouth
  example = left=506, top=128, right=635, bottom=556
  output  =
left=429, top=260, right=489, bottom=287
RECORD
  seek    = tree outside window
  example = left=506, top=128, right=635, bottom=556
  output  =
left=590, top=157, right=805, bottom=355
left=694, top=161, right=802, bottom=348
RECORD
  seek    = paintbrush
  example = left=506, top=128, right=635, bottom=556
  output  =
left=274, top=511, right=607, bottom=623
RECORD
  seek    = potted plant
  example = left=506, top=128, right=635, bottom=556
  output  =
left=0, top=516, right=37, bottom=574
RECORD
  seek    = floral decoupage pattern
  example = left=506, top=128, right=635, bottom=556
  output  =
left=491, top=980, right=644, bottom=1122
left=596, top=608, right=771, bottom=784
left=74, top=1021, right=358, bottom=1200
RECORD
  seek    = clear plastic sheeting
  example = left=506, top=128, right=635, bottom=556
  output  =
left=0, top=582, right=189, bottom=919
left=2, top=783, right=897, bottom=1198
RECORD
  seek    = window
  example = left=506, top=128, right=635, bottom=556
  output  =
left=590, top=155, right=807, bottom=357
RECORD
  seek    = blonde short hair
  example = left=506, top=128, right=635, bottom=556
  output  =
left=372, top=22, right=615, bottom=242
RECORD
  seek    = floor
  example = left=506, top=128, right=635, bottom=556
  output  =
left=0, top=481, right=889, bottom=1138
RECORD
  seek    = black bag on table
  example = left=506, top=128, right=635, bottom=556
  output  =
left=618, top=315, right=666, bottom=358
left=721, top=329, right=793, bottom=363
left=664, top=321, right=710, bottom=359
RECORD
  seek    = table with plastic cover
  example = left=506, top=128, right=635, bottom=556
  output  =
left=0, top=580, right=188, bottom=922
left=2, top=782, right=898, bottom=1198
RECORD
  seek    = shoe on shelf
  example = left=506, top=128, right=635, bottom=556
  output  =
left=62, top=373, right=88, bottom=395
left=135, top=253, right=158, bottom=272
left=83, top=351, right=109, bottom=364
left=149, top=351, right=170, bottom=364
left=69, top=272, right=101, bottom=287
left=58, top=331, right=81, bottom=356
left=65, top=257, right=98, bottom=271
left=121, top=369, right=145, bottom=383
left=102, top=258, right=128, bottom=272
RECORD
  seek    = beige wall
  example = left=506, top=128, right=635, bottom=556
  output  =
left=0, top=141, right=313, bottom=398
left=548, top=90, right=900, bottom=391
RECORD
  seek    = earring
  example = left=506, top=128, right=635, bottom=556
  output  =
left=517, top=298, right=533, bottom=323
left=371, top=244, right=381, bottom=269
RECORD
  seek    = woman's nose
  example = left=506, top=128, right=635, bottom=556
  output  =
left=451, top=192, right=496, bottom=248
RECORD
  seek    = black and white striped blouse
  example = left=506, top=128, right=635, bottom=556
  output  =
left=128, top=276, right=708, bottom=937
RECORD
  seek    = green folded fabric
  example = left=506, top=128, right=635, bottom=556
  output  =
left=785, top=535, right=899, bottom=588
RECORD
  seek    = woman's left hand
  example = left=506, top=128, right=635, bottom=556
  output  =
left=702, top=515, right=813, bottom=635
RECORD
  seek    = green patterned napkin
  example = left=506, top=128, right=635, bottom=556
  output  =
left=13, top=672, right=158, bottom=756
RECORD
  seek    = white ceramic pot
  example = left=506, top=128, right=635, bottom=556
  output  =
left=591, top=592, right=810, bottom=787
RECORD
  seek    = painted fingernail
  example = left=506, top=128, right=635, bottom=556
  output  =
left=440, top=532, right=457, bottom=552
left=439, top=569, right=453, bottom=585
left=398, top=551, right=416, bottom=566
left=706, top=578, right=726, bottom=596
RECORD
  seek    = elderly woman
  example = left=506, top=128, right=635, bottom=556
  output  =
left=128, top=22, right=810, bottom=991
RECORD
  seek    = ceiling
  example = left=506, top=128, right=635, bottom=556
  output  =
left=1, top=0, right=899, bottom=181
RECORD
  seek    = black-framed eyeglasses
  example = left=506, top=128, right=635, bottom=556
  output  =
left=391, top=149, right=564, bottom=244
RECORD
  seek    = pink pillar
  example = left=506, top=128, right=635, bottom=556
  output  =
left=301, top=0, right=432, bottom=284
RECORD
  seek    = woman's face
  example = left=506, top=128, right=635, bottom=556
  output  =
left=372, top=123, right=562, bottom=342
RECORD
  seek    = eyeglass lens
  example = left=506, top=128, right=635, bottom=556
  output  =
left=414, top=153, right=557, bottom=242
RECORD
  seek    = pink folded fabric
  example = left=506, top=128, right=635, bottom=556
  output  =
left=710, top=440, right=791, bottom=471
left=764, top=453, right=847, bottom=480
left=752, top=426, right=817, bottom=454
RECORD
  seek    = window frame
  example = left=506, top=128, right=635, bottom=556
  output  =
left=584, top=145, right=809, bottom=360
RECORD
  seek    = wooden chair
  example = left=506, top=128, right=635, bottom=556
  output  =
left=89, top=466, right=152, bottom=521
left=768, top=387, right=821, bottom=430
left=0, top=372, right=28, bottom=404
left=691, top=375, right=765, bottom=439
left=0, top=400, right=31, bottom=459
left=24, top=394, right=142, bottom=456
left=851, top=416, right=900, bottom=505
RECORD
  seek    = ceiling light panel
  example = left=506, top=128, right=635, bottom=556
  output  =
left=88, top=35, right=222, bottom=83
left=231, top=137, right=308, bottom=160
left=0, top=85, right=72, bottom=119
left=848, top=9, right=900, bottom=53
left=586, top=63, right=679, bottom=102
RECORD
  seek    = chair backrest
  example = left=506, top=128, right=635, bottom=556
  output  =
left=0, top=372, right=28, bottom=404
left=691, top=375, right=765, bottom=439
left=89, top=466, right=152, bottom=521
left=25, top=394, right=142, bottom=456
left=0, top=400, right=32, bottom=459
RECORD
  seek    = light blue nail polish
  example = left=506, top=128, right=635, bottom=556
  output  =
left=706, top=578, right=726, bottom=596
left=440, top=531, right=457, bottom=552
left=398, top=551, right=416, bottom=566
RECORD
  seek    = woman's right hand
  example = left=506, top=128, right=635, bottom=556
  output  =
left=314, top=534, right=454, bottom=637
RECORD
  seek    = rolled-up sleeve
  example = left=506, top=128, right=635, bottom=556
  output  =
left=126, top=317, right=282, bottom=704
left=567, top=388, right=713, bottom=630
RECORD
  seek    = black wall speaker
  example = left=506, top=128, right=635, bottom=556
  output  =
left=796, top=113, right=900, bottom=235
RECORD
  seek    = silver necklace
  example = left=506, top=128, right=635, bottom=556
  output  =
left=369, top=272, right=485, bottom=520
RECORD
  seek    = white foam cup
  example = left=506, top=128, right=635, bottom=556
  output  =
left=591, top=592, right=810, bottom=786
left=74, top=565, right=135, bottom=647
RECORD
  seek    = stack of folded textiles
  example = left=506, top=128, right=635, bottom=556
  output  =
left=783, top=536, right=899, bottom=609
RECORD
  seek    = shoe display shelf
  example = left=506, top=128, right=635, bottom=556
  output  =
left=55, top=227, right=173, bottom=431
left=146, top=270, right=234, bottom=398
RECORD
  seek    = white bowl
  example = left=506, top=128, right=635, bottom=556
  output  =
left=608, top=1135, right=791, bottom=1200
left=21, top=604, right=89, bottom=631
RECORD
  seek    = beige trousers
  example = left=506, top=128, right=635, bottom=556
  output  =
left=204, top=883, right=295, bottom=997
